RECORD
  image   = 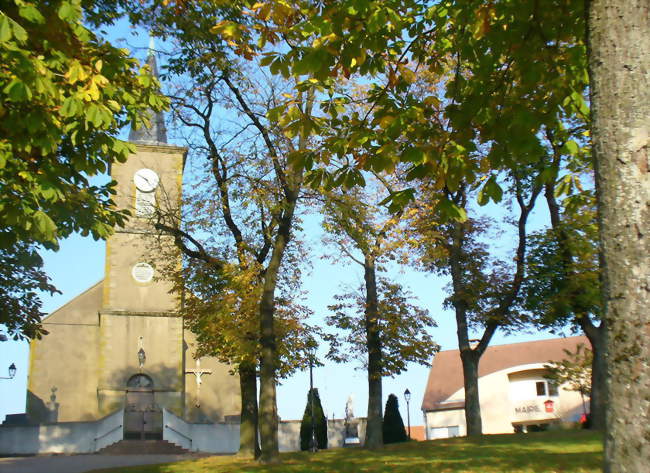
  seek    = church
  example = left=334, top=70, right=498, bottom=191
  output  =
left=0, top=51, right=243, bottom=455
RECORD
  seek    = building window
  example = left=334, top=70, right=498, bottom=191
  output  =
left=430, top=425, right=460, bottom=439
left=536, top=381, right=559, bottom=397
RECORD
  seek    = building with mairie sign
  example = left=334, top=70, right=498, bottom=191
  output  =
left=421, top=336, right=590, bottom=439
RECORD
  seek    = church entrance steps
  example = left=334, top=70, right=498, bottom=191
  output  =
left=97, top=440, right=189, bottom=455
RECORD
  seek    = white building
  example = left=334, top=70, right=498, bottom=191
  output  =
left=421, top=336, right=589, bottom=439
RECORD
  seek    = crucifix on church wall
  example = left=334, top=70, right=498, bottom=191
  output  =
left=186, top=358, right=212, bottom=407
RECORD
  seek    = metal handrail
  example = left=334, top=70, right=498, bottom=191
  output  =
left=94, top=423, right=123, bottom=449
left=164, top=424, right=192, bottom=448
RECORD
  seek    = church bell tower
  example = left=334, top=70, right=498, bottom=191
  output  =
left=97, top=47, right=188, bottom=419
left=103, top=49, right=185, bottom=314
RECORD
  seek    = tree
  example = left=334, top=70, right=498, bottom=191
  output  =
left=0, top=242, right=58, bottom=339
left=0, top=0, right=167, bottom=339
left=544, top=344, right=592, bottom=422
left=322, top=185, right=438, bottom=449
left=299, top=388, right=328, bottom=451
left=382, top=394, right=407, bottom=444
left=522, top=191, right=606, bottom=429
left=206, top=0, right=647, bottom=463
left=409, top=168, right=543, bottom=436
left=119, top=0, right=329, bottom=460
left=120, top=8, right=318, bottom=459
left=265, top=0, right=583, bottom=438
left=162, top=255, right=317, bottom=459
left=586, top=1, right=650, bottom=471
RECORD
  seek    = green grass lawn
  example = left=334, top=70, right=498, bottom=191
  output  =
left=92, top=430, right=603, bottom=473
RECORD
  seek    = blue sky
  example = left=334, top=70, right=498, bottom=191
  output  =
left=0, top=20, right=564, bottom=427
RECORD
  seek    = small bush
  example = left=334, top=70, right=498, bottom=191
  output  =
left=383, top=393, right=408, bottom=443
left=299, top=388, right=328, bottom=450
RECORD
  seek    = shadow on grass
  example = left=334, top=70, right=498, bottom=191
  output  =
left=91, top=430, right=603, bottom=473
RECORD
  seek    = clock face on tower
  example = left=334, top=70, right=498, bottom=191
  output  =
left=134, top=168, right=160, bottom=192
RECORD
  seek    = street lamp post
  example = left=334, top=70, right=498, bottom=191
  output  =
left=0, top=363, right=16, bottom=380
left=404, top=388, right=411, bottom=440
left=309, top=352, right=317, bottom=452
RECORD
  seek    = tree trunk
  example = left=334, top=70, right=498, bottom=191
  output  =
left=589, top=329, right=606, bottom=431
left=238, top=363, right=260, bottom=458
left=587, top=1, right=650, bottom=471
left=545, top=180, right=607, bottom=430
left=460, top=350, right=482, bottom=436
left=364, top=255, right=383, bottom=449
left=448, top=213, right=483, bottom=437
left=258, top=202, right=299, bottom=463
left=582, top=322, right=606, bottom=430
left=258, top=253, right=282, bottom=463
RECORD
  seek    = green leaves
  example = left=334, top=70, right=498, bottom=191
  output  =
left=0, top=241, right=59, bottom=340
left=18, top=4, right=45, bottom=24
left=562, top=140, right=580, bottom=156
left=60, top=96, right=82, bottom=117
left=379, top=189, right=415, bottom=213
left=3, top=78, right=31, bottom=101
left=325, top=277, right=438, bottom=376
left=57, top=0, right=79, bottom=22
left=0, top=0, right=168, bottom=251
left=544, top=344, right=593, bottom=396
left=32, top=210, right=57, bottom=243
left=435, top=197, right=467, bottom=222
left=0, top=14, right=12, bottom=43
left=0, top=12, right=27, bottom=43
left=477, top=176, right=503, bottom=206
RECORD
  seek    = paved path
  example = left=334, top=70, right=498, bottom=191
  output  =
left=0, top=453, right=211, bottom=473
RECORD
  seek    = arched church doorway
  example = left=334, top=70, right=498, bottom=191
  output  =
left=124, top=374, right=163, bottom=440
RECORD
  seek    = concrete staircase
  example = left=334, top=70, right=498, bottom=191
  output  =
left=97, top=439, right=189, bottom=455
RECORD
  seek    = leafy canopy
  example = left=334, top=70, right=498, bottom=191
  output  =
left=0, top=242, right=58, bottom=340
left=0, top=0, right=168, bottom=250
left=0, top=0, right=167, bottom=339
left=208, top=0, right=589, bottom=217
left=326, top=278, right=438, bottom=376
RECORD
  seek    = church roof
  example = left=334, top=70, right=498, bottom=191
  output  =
left=421, top=335, right=589, bottom=412
left=128, top=44, right=168, bottom=145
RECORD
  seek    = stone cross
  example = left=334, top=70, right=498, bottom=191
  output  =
left=186, top=358, right=212, bottom=407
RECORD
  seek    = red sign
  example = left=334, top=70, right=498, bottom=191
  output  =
left=544, top=400, right=555, bottom=413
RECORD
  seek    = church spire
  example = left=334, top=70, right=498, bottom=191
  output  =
left=129, top=38, right=168, bottom=145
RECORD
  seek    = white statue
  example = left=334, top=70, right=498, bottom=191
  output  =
left=344, top=394, right=359, bottom=442
left=345, top=394, right=354, bottom=420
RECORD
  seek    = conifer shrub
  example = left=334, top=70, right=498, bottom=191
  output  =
left=299, top=388, right=328, bottom=450
left=383, top=393, right=408, bottom=443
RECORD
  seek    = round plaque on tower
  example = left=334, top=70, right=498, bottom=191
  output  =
left=131, top=262, right=154, bottom=283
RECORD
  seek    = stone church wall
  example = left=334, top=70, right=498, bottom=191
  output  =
left=28, top=282, right=103, bottom=423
